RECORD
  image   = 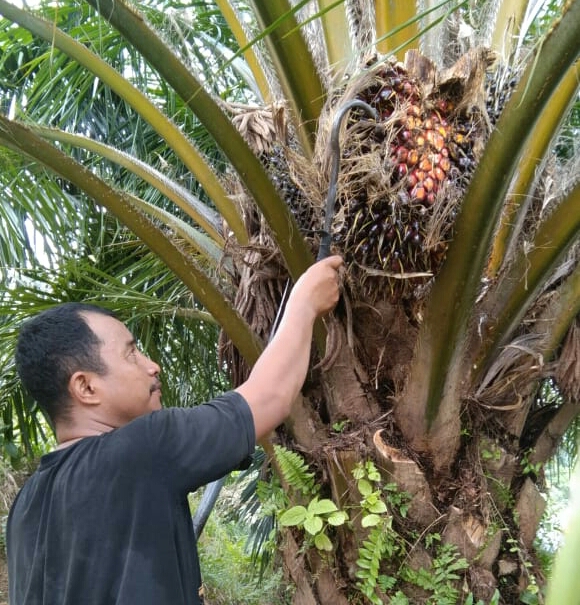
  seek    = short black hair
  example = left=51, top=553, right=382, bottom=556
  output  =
left=15, top=303, right=117, bottom=425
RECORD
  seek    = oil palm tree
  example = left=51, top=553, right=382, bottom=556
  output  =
left=0, top=0, right=578, bottom=602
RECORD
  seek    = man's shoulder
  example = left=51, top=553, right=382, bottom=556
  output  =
left=142, top=390, right=251, bottom=427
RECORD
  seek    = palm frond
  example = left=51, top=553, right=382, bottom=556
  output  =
left=0, top=115, right=263, bottom=364
left=84, top=0, right=314, bottom=279
left=399, top=2, right=580, bottom=465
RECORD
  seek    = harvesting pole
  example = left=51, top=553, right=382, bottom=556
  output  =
left=317, top=99, right=378, bottom=261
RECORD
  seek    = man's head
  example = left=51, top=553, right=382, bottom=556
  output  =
left=15, top=303, right=114, bottom=426
left=15, top=303, right=162, bottom=431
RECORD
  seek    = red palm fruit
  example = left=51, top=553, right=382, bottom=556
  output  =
left=433, top=166, right=446, bottom=181
left=407, top=149, right=420, bottom=165
left=423, top=176, right=435, bottom=192
left=395, top=146, right=408, bottom=162
left=397, top=163, right=408, bottom=178
left=406, top=116, right=419, bottom=130
left=432, top=109, right=444, bottom=124
left=408, top=104, right=422, bottom=118
left=439, top=157, right=451, bottom=172
left=431, top=132, right=446, bottom=151
left=419, top=157, right=432, bottom=172
left=411, top=183, right=426, bottom=202
left=403, top=81, right=415, bottom=96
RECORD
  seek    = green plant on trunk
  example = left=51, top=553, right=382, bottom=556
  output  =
left=502, top=535, right=542, bottom=604
left=352, top=460, right=405, bottom=602
left=356, top=523, right=401, bottom=605
left=275, top=445, right=348, bottom=552
left=383, top=481, right=412, bottom=516
left=279, top=497, right=349, bottom=552
left=520, top=449, right=543, bottom=477
left=354, top=461, right=390, bottom=527
left=465, top=589, right=500, bottom=605
left=401, top=539, right=470, bottom=605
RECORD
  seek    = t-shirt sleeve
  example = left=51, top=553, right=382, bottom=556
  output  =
left=131, top=391, right=256, bottom=494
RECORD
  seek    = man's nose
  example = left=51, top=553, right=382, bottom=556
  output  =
left=144, top=353, right=161, bottom=375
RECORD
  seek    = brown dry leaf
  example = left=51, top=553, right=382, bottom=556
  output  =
left=555, top=319, right=580, bottom=401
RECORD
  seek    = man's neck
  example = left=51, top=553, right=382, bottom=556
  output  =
left=54, top=437, right=85, bottom=451
left=55, top=420, right=115, bottom=450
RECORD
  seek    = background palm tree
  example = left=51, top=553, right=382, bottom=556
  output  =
left=0, top=0, right=578, bottom=602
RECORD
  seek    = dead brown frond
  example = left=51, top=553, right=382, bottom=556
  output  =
left=219, top=238, right=290, bottom=384
left=473, top=334, right=546, bottom=410
left=555, top=319, right=580, bottom=402
left=315, top=316, right=344, bottom=372
left=228, top=101, right=287, bottom=156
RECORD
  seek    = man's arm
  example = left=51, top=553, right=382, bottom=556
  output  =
left=235, top=255, right=343, bottom=441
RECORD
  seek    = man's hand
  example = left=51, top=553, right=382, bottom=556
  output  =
left=286, top=255, right=343, bottom=322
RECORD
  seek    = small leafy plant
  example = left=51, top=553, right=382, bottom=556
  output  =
left=465, top=589, right=501, bottom=605
left=273, top=452, right=475, bottom=604
left=353, top=460, right=389, bottom=528
left=356, top=525, right=394, bottom=605
left=274, top=445, right=348, bottom=552
left=353, top=461, right=405, bottom=604
left=273, top=444, right=317, bottom=496
left=401, top=540, right=469, bottom=605
left=520, top=448, right=543, bottom=477
left=279, top=496, right=348, bottom=551
left=383, top=481, right=411, bottom=518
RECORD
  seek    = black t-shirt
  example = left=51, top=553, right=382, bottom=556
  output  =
left=7, top=391, right=255, bottom=605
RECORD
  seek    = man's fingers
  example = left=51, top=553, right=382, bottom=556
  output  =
left=321, top=254, right=344, bottom=270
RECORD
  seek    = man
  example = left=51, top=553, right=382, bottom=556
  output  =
left=7, top=255, right=343, bottom=605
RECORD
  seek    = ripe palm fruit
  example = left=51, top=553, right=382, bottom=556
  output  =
left=367, top=65, right=477, bottom=210
left=326, top=49, right=491, bottom=301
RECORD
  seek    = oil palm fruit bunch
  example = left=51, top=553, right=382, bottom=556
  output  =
left=229, top=102, right=317, bottom=239
left=485, top=62, right=519, bottom=127
left=266, top=143, right=317, bottom=236
left=309, top=49, right=493, bottom=301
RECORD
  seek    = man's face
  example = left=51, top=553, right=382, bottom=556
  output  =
left=83, top=312, right=162, bottom=426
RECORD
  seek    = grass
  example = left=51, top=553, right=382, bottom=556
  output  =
left=0, top=460, right=19, bottom=605
left=192, top=487, right=293, bottom=605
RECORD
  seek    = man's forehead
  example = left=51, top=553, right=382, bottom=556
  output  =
left=82, top=312, right=133, bottom=345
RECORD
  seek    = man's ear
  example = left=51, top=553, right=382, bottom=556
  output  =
left=68, top=371, right=100, bottom=406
